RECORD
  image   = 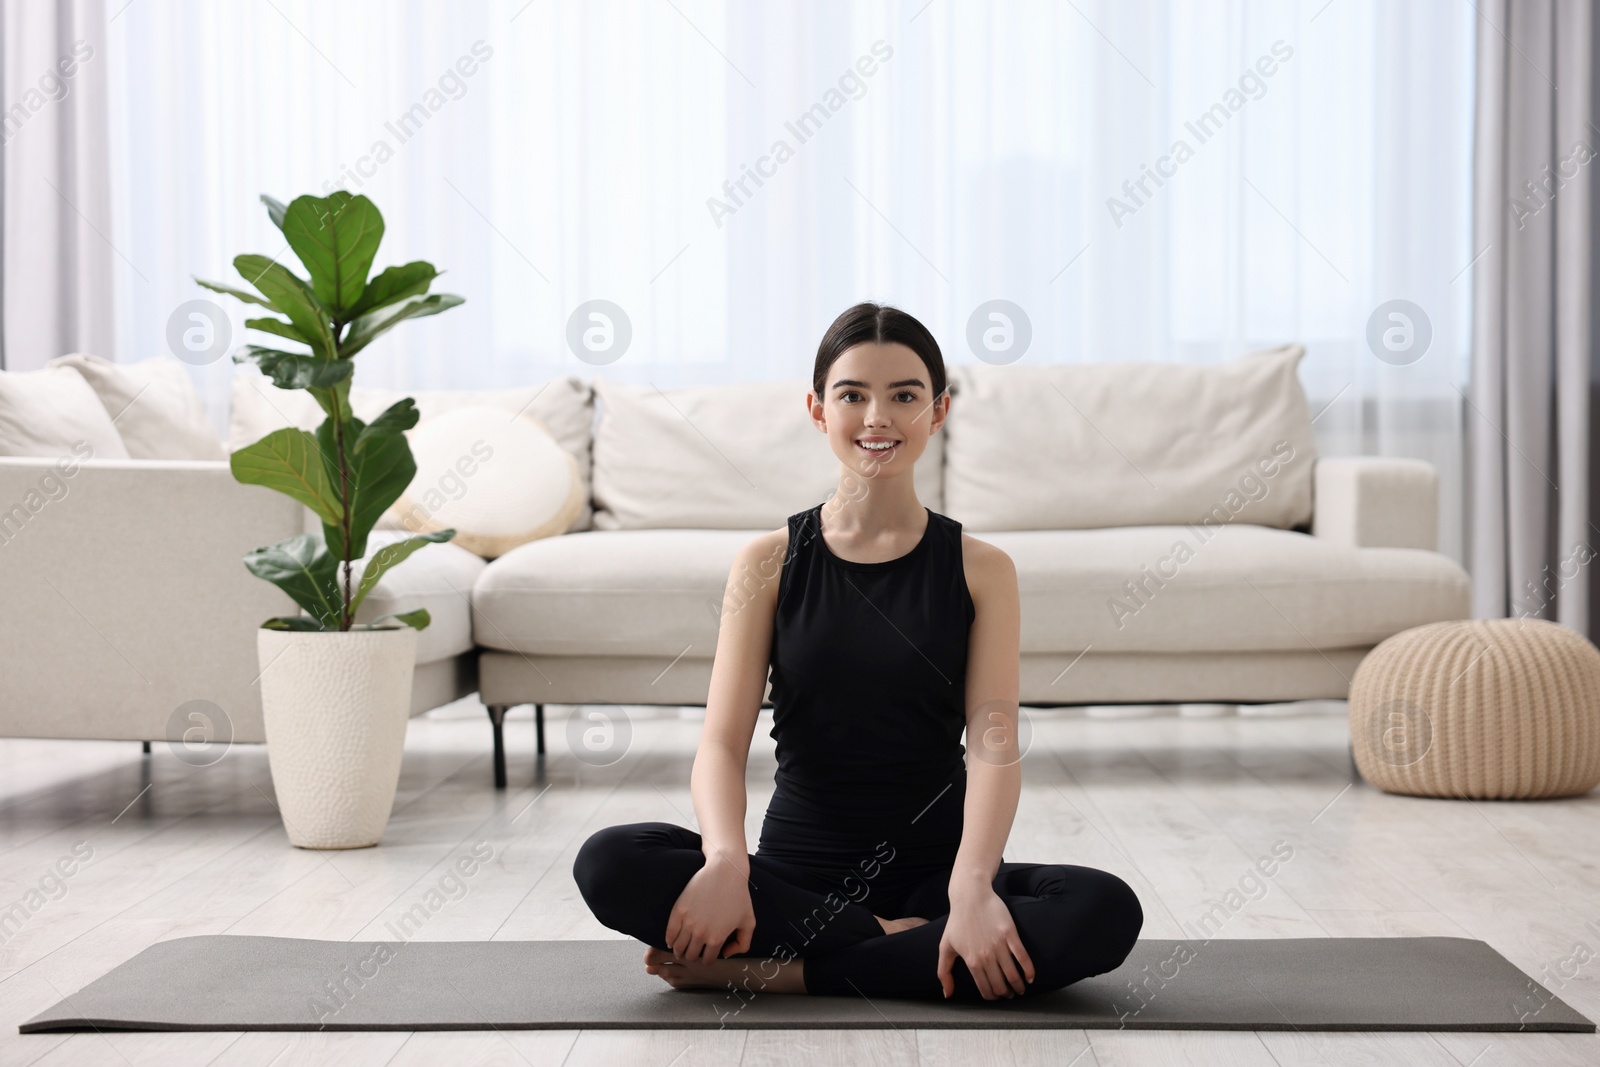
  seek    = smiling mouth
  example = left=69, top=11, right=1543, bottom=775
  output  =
left=855, top=439, right=900, bottom=459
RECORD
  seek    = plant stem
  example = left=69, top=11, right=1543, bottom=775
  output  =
left=332, top=353, right=353, bottom=631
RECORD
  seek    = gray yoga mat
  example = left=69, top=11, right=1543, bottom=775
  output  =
left=20, top=935, right=1594, bottom=1033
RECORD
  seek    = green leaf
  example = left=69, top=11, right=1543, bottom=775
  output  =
left=232, top=346, right=353, bottom=391
left=195, top=276, right=280, bottom=312
left=282, top=192, right=385, bottom=317
left=233, top=254, right=337, bottom=361
left=316, top=416, right=416, bottom=561
left=261, top=615, right=328, bottom=631
left=243, top=533, right=343, bottom=628
left=307, top=377, right=354, bottom=425
left=340, top=293, right=465, bottom=358
left=344, top=261, right=439, bottom=319
left=362, top=608, right=431, bottom=631
left=261, top=194, right=288, bottom=230
left=349, top=530, right=455, bottom=617
left=360, top=398, right=421, bottom=442
left=245, top=316, right=311, bottom=345
left=230, top=426, right=345, bottom=528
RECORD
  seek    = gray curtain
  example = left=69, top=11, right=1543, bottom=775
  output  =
left=0, top=0, right=113, bottom=372
left=1469, top=0, right=1596, bottom=634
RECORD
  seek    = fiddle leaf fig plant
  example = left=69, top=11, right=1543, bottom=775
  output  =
left=197, top=191, right=462, bottom=632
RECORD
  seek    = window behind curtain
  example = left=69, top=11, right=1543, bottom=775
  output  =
left=104, top=0, right=1475, bottom=561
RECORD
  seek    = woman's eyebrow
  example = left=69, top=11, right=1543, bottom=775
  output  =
left=831, top=378, right=926, bottom=390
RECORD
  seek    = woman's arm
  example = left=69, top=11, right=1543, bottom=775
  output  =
left=939, top=534, right=1033, bottom=998
left=668, top=529, right=787, bottom=961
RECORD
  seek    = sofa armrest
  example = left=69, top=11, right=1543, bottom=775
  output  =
left=1311, top=456, right=1438, bottom=550
left=0, top=457, right=304, bottom=742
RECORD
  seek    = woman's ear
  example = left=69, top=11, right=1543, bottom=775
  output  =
left=806, top=391, right=827, bottom=432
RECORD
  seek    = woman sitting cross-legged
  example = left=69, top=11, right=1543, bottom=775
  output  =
left=573, top=301, right=1143, bottom=1003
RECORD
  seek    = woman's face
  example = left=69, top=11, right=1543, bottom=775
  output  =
left=809, top=341, right=948, bottom=480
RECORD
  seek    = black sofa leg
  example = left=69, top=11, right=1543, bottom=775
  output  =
left=141, top=741, right=151, bottom=755
left=535, top=704, right=545, bottom=756
left=487, top=704, right=509, bottom=789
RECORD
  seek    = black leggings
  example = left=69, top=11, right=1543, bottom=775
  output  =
left=573, top=820, right=1143, bottom=1002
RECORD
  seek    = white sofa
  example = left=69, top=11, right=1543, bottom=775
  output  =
left=0, top=346, right=1472, bottom=787
left=0, top=458, right=483, bottom=744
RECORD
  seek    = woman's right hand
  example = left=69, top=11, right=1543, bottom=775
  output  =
left=665, top=852, right=756, bottom=962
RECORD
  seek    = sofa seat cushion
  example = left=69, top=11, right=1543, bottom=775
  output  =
left=353, top=531, right=486, bottom=664
left=474, top=527, right=761, bottom=657
left=471, top=522, right=1470, bottom=658
left=986, top=524, right=1470, bottom=653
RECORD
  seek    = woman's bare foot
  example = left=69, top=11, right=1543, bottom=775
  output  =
left=874, top=914, right=932, bottom=935
left=643, top=946, right=806, bottom=994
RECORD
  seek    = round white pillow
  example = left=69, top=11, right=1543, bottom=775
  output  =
left=388, top=405, right=583, bottom=558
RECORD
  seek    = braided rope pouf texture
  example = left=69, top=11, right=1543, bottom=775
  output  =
left=1349, top=618, right=1600, bottom=799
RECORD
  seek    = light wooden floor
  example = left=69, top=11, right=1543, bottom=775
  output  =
left=2, top=698, right=1597, bottom=1066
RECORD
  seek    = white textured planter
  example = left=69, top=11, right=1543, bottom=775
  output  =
left=257, top=626, right=418, bottom=849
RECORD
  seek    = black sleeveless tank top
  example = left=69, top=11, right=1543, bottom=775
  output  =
left=756, top=501, right=976, bottom=876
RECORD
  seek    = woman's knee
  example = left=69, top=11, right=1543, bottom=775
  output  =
left=1101, top=868, right=1143, bottom=924
left=1070, top=867, right=1143, bottom=967
left=572, top=821, right=682, bottom=918
left=1023, top=865, right=1142, bottom=977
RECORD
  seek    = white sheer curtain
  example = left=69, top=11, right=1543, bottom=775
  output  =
left=103, top=0, right=1476, bottom=561
left=1, top=0, right=114, bottom=371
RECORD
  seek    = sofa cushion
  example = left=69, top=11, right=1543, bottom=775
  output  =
left=982, top=524, right=1469, bottom=653
left=229, top=370, right=596, bottom=532
left=590, top=377, right=944, bottom=530
left=49, top=353, right=225, bottom=460
left=943, top=345, right=1316, bottom=532
left=0, top=365, right=130, bottom=460
left=390, top=405, right=585, bottom=558
left=470, top=522, right=1469, bottom=658
left=474, top=527, right=754, bottom=657
left=352, top=530, right=485, bottom=664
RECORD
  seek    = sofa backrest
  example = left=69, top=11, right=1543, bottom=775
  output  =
left=228, top=345, right=1317, bottom=537
left=942, top=344, right=1317, bottom=532
left=590, top=377, right=945, bottom=530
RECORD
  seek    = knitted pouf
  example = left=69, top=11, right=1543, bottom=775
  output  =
left=1349, top=618, right=1600, bottom=799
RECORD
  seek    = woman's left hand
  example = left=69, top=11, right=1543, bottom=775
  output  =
left=937, top=886, right=1036, bottom=999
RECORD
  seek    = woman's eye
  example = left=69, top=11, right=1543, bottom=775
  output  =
left=838, top=390, right=916, bottom=403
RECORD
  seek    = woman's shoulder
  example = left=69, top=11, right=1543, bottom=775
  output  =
left=738, top=525, right=791, bottom=569
left=957, top=529, right=1017, bottom=609
left=732, top=524, right=790, bottom=585
left=718, top=526, right=791, bottom=622
left=731, top=504, right=822, bottom=590
left=741, top=503, right=814, bottom=553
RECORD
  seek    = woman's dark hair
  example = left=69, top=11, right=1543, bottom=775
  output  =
left=812, top=302, right=947, bottom=406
